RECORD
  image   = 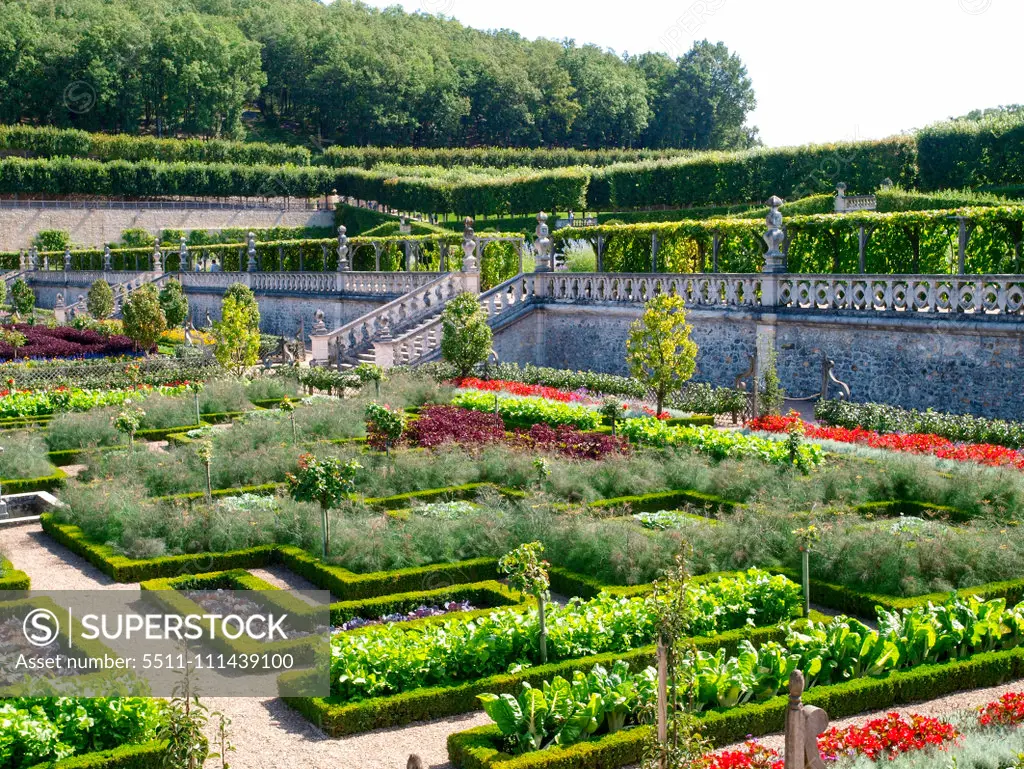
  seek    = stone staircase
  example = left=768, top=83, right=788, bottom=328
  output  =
left=56, top=272, right=168, bottom=322
left=373, top=272, right=540, bottom=367
left=309, top=271, right=480, bottom=370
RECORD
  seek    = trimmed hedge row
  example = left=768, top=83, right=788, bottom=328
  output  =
left=3, top=468, right=67, bottom=494
left=774, top=565, right=1024, bottom=616
left=40, top=515, right=500, bottom=601
left=448, top=645, right=1024, bottom=769
left=284, top=622, right=791, bottom=738
left=0, top=557, right=30, bottom=590
left=25, top=742, right=167, bottom=769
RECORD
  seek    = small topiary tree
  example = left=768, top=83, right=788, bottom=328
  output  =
left=499, top=542, right=551, bottom=664
left=365, top=402, right=406, bottom=457
left=626, top=294, right=698, bottom=417
left=114, top=404, right=144, bottom=450
left=121, top=283, right=167, bottom=353
left=792, top=525, right=821, bottom=620
left=0, top=329, right=26, bottom=360
left=197, top=440, right=214, bottom=499
left=33, top=230, right=70, bottom=253
left=87, top=279, right=115, bottom=320
left=440, top=292, right=492, bottom=379
left=188, top=381, right=205, bottom=426
left=159, top=278, right=190, bottom=328
left=214, top=283, right=261, bottom=376
left=287, top=454, right=362, bottom=560
left=0, top=279, right=7, bottom=308
left=759, top=349, right=785, bottom=417
left=354, top=362, right=385, bottom=398
left=10, top=279, right=35, bottom=316
left=600, top=396, right=624, bottom=436
left=279, top=397, right=298, bottom=443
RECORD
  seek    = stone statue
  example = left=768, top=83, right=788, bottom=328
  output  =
left=534, top=211, right=553, bottom=272
left=762, top=196, right=786, bottom=273
left=179, top=236, right=189, bottom=271
left=247, top=232, right=258, bottom=272
left=336, top=226, right=350, bottom=272
left=407, top=756, right=424, bottom=769
left=784, top=670, right=828, bottom=769
left=151, top=238, right=163, bottom=274
left=205, top=309, right=213, bottom=330
left=461, top=218, right=478, bottom=272
left=64, top=247, right=72, bottom=271
left=312, top=309, right=328, bottom=335
left=103, top=245, right=112, bottom=271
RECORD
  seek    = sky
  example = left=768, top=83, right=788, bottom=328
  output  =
left=353, top=0, right=1022, bottom=147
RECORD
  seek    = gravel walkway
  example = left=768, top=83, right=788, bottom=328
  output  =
left=2, top=521, right=494, bottom=768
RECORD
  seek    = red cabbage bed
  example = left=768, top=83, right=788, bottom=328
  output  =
left=0, top=324, right=139, bottom=361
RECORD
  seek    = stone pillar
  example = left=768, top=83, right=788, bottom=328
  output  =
left=336, top=226, right=350, bottom=272
left=103, top=245, right=112, bottom=272
left=834, top=183, right=847, bottom=213
left=533, top=212, right=553, bottom=273
left=179, top=237, right=189, bottom=272
left=29, top=247, right=38, bottom=271
left=309, top=309, right=330, bottom=363
left=247, top=232, right=258, bottom=273
left=64, top=247, right=72, bottom=272
left=42, top=250, right=49, bottom=272
left=784, top=670, right=829, bottom=769
left=151, top=239, right=163, bottom=274
left=54, top=293, right=66, bottom=324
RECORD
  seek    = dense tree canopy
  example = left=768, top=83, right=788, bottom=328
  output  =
left=0, top=0, right=759, bottom=150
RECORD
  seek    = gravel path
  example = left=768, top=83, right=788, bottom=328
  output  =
left=1, top=521, right=135, bottom=590
left=2, top=521, right=494, bottom=768
left=722, top=679, right=1024, bottom=754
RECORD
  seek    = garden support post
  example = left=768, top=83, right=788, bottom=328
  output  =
left=537, top=592, right=547, bottom=664
left=784, top=670, right=829, bottom=769
left=712, top=231, right=721, bottom=273
left=857, top=226, right=867, bottom=273
left=596, top=234, right=604, bottom=273
left=651, top=233, right=658, bottom=273
left=656, top=639, right=668, bottom=769
left=321, top=505, right=329, bottom=561
left=802, top=548, right=811, bottom=619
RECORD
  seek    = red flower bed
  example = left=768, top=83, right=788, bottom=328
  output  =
left=0, top=324, right=138, bottom=361
left=817, top=713, right=958, bottom=760
left=750, top=415, right=1024, bottom=471
left=510, top=423, right=629, bottom=460
left=408, top=405, right=507, bottom=448
left=702, top=741, right=782, bottom=769
left=408, top=405, right=627, bottom=459
left=452, top=377, right=586, bottom=403
left=979, top=691, right=1024, bottom=727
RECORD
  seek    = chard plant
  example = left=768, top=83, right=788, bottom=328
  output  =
left=499, top=542, right=551, bottom=664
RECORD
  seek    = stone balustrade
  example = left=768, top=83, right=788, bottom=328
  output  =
left=777, top=274, right=1024, bottom=315
left=176, top=270, right=440, bottom=296
left=539, top=273, right=764, bottom=307
left=311, top=271, right=478, bottom=364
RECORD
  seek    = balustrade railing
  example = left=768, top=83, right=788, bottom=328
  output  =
left=538, top=273, right=763, bottom=307
left=175, top=270, right=440, bottom=296
left=310, top=272, right=474, bottom=364
left=777, top=274, right=1024, bottom=315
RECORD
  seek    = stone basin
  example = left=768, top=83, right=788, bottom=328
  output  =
left=0, top=491, right=61, bottom=524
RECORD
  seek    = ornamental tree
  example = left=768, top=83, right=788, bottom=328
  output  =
left=121, top=283, right=167, bottom=352
left=365, top=402, right=406, bottom=456
left=11, top=279, right=35, bottom=316
left=214, top=283, right=261, bottom=376
left=354, top=362, right=385, bottom=398
left=0, top=330, right=26, bottom=360
left=499, top=542, right=551, bottom=663
left=625, top=293, right=698, bottom=417
left=114, top=404, right=145, bottom=450
left=279, top=397, right=298, bottom=443
left=196, top=440, right=214, bottom=499
left=159, top=278, right=190, bottom=328
left=87, top=279, right=115, bottom=320
left=287, top=454, right=362, bottom=560
left=440, top=292, right=492, bottom=379
left=188, top=381, right=205, bottom=426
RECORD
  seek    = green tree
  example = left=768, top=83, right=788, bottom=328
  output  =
left=213, top=283, right=261, bottom=376
left=440, top=292, right=492, bottom=379
left=159, top=278, right=189, bottom=328
left=114, top=404, right=144, bottom=450
left=0, top=278, right=7, bottom=308
left=625, top=293, right=698, bottom=417
left=287, top=454, right=361, bottom=560
left=759, top=349, right=785, bottom=417
left=121, top=283, right=166, bottom=352
left=32, top=229, right=71, bottom=253
left=87, top=279, right=115, bottom=320
left=10, top=279, right=35, bottom=316
left=0, top=329, right=27, bottom=360
left=499, top=542, right=551, bottom=664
